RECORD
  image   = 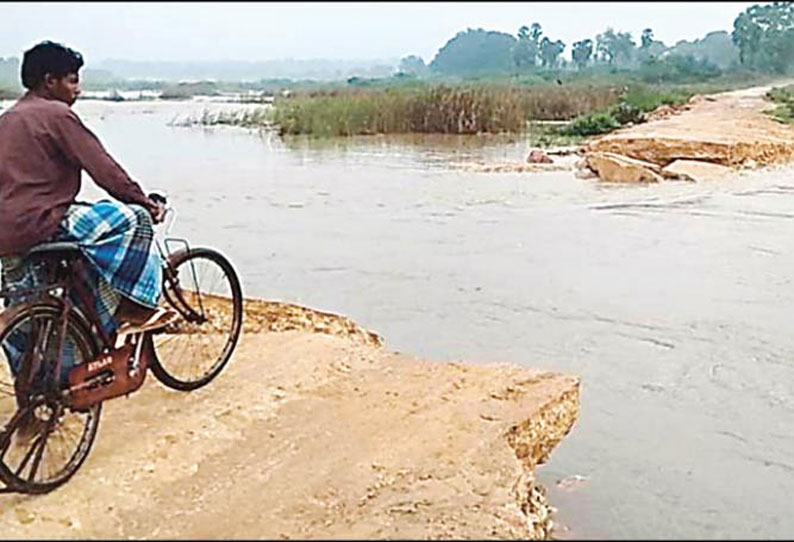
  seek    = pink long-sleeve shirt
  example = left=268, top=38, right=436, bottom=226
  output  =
left=0, top=92, right=155, bottom=255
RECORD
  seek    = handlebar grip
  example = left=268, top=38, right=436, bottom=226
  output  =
left=148, top=192, right=168, bottom=205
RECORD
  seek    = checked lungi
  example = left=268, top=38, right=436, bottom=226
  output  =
left=1, top=200, right=163, bottom=382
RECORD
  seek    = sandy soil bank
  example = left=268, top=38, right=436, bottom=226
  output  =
left=583, top=85, right=794, bottom=181
left=0, top=299, right=579, bottom=539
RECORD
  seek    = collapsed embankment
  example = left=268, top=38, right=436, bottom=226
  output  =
left=0, top=298, right=579, bottom=539
left=579, top=85, right=794, bottom=182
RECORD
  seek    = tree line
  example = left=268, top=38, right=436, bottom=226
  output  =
left=399, top=2, right=794, bottom=79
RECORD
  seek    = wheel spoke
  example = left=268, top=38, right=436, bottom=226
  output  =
left=14, top=431, right=43, bottom=478
left=25, top=427, right=49, bottom=483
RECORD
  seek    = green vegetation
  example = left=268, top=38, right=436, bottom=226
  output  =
left=160, top=81, right=221, bottom=100
left=3, top=2, right=790, bottom=142
left=187, top=70, right=769, bottom=139
left=732, top=2, right=794, bottom=73
left=765, top=84, right=794, bottom=123
left=563, top=86, right=688, bottom=137
left=563, top=110, right=622, bottom=137
left=267, top=83, right=621, bottom=137
left=526, top=122, right=586, bottom=148
left=562, top=81, right=748, bottom=137
left=430, top=29, right=519, bottom=76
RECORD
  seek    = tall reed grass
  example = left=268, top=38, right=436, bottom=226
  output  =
left=271, top=84, right=622, bottom=137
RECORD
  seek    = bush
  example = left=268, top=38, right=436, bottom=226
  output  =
left=765, top=84, right=794, bottom=123
left=638, top=55, right=722, bottom=84
left=563, top=110, right=621, bottom=136
left=561, top=83, right=698, bottom=137
left=610, top=102, right=645, bottom=124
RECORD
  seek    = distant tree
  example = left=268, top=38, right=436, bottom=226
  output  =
left=596, top=28, right=636, bottom=66
left=641, top=28, right=654, bottom=49
left=513, top=22, right=544, bottom=70
left=529, top=23, right=543, bottom=66
left=669, top=30, right=738, bottom=69
left=530, top=23, right=542, bottom=42
left=637, top=28, right=668, bottom=63
left=513, top=25, right=534, bottom=69
left=732, top=2, right=794, bottom=72
left=398, top=55, right=427, bottom=76
left=539, top=37, right=565, bottom=68
left=429, top=28, right=517, bottom=75
left=571, top=39, right=593, bottom=69
left=595, top=29, right=616, bottom=64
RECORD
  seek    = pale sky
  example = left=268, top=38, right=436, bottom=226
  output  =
left=0, top=2, right=759, bottom=64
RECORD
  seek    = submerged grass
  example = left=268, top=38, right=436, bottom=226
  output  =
left=171, top=107, right=274, bottom=129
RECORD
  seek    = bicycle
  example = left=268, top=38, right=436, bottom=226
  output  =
left=0, top=194, right=243, bottom=494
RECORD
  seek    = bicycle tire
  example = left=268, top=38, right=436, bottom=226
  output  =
left=0, top=302, right=102, bottom=493
left=150, top=247, right=243, bottom=391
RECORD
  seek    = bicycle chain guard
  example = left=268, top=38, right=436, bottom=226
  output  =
left=65, top=333, right=154, bottom=410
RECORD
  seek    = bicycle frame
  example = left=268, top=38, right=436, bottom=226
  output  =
left=0, top=198, right=213, bottom=403
left=5, top=257, right=111, bottom=403
left=154, top=205, right=208, bottom=326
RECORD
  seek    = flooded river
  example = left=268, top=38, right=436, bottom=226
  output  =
left=7, top=98, right=794, bottom=538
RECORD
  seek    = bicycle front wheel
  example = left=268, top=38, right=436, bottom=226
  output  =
left=151, top=247, right=243, bottom=391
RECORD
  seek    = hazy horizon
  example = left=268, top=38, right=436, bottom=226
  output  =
left=0, top=2, right=758, bottom=64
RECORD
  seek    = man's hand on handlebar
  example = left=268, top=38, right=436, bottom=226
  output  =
left=150, top=201, right=167, bottom=224
left=147, top=192, right=168, bottom=224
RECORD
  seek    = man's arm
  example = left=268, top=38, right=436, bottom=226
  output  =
left=52, top=109, right=159, bottom=216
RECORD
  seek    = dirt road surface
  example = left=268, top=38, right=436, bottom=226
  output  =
left=0, top=300, right=579, bottom=539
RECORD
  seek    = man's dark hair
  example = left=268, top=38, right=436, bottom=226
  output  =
left=21, top=41, right=83, bottom=89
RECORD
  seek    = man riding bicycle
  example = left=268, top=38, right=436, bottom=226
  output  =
left=0, top=41, right=176, bottom=336
left=0, top=43, right=243, bottom=476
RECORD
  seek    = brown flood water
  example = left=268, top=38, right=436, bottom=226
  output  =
left=9, top=98, right=794, bottom=538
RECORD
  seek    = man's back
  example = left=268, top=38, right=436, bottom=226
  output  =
left=0, top=93, right=84, bottom=255
left=0, top=92, right=153, bottom=256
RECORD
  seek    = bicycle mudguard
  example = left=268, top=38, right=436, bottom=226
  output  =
left=0, top=296, right=99, bottom=352
left=0, top=298, right=99, bottom=398
left=66, top=333, right=154, bottom=410
left=0, top=296, right=59, bottom=329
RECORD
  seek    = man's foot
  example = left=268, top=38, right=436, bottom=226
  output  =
left=114, top=297, right=160, bottom=326
left=117, top=307, right=180, bottom=336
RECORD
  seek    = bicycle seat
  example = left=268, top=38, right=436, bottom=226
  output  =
left=25, top=242, right=81, bottom=259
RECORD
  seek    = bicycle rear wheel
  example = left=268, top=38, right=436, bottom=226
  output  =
left=0, top=303, right=101, bottom=493
left=151, top=247, right=243, bottom=391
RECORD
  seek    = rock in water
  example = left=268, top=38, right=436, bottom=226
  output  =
left=527, top=150, right=553, bottom=164
left=584, top=152, right=664, bottom=183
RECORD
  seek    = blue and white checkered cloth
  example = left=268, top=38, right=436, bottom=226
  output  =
left=1, top=200, right=163, bottom=382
